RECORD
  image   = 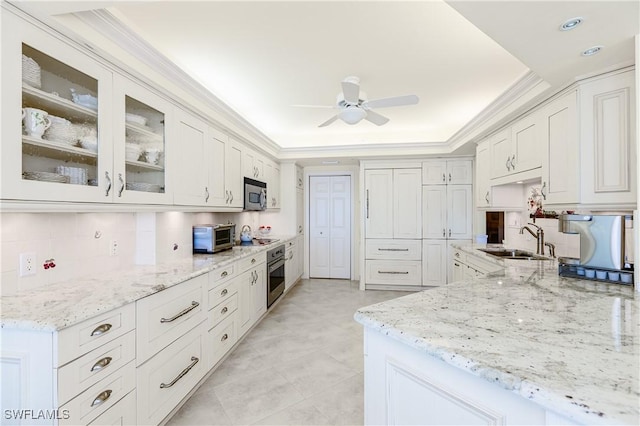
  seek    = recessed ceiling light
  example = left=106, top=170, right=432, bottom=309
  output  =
left=560, top=17, right=584, bottom=31
left=582, top=45, right=603, bottom=56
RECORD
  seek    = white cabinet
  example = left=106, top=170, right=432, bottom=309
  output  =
left=265, top=160, right=281, bottom=209
left=224, top=137, right=243, bottom=208
left=114, top=75, right=173, bottom=204
left=237, top=257, right=267, bottom=337
left=475, top=141, right=491, bottom=207
left=173, top=110, right=208, bottom=205
left=422, top=239, right=447, bottom=287
left=365, top=168, right=421, bottom=239
left=365, top=239, right=422, bottom=288
left=243, top=148, right=265, bottom=180
left=422, top=160, right=472, bottom=185
left=285, top=240, right=298, bottom=290
left=206, top=129, right=243, bottom=208
left=422, top=185, right=472, bottom=240
left=1, top=11, right=114, bottom=203
left=296, top=187, right=304, bottom=235
left=489, top=115, right=544, bottom=180
left=296, top=234, right=304, bottom=278
left=296, top=165, right=304, bottom=189
left=540, top=90, right=579, bottom=205
left=579, top=69, right=636, bottom=207
left=364, top=328, right=553, bottom=426
left=0, top=303, right=137, bottom=426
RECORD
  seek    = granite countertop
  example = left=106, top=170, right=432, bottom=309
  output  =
left=0, top=236, right=294, bottom=332
left=355, top=244, right=639, bottom=425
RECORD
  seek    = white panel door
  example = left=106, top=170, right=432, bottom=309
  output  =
left=447, top=185, right=473, bottom=239
left=365, top=169, right=393, bottom=238
left=173, top=110, right=207, bottom=205
left=422, top=186, right=447, bottom=239
left=309, top=176, right=351, bottom=279
left=393, top=168, right=422, bottom=239
left=422, top=240, right=447, bottom=286
left=205, top=133, right=227, bottom=206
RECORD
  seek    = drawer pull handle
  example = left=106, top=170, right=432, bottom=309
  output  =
left=91, top=356, right=113, bottom=372
left=378, top=271, right=410, bottom=275
left=91, top=389, right=112, bottom=407
left=221, top=288, right=228, bottom=296
left=455, top=252, right=460, bottom=257
left=221, top=333, right=228, bottom=342
left=377, top=248, right=409, bottom=252
left=160, top=356, right=199, bottom=389
left=160, top=301, right=199, bottom=323
left=251, top=258, right=256, bottom=264
left=221, top=306, right=228, bottom=314
left=90, top=323, right=112, bottom=337
left=221, top=271, right=228, bottom=278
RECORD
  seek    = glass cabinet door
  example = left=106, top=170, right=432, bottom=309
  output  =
left=1, top=11, right=113, bottom=203
left=113, top=75, right=173, bottom=204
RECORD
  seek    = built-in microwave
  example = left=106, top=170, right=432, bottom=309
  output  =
left=244, top=177, right=267, bottom=211
left=193, top=224, right=236, bottom=254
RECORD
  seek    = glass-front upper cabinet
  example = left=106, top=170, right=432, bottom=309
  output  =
left=112, top=74, right=173, bottom=204
left=1, top=10, right=113, bottom=203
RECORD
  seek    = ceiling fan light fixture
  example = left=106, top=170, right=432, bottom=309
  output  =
left=339, top=106, right=367, bottom=124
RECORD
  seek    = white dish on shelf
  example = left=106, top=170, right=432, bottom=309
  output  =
left=70, top=88, right=98, bottom=110
left=125, top=113, right=148, bottom=126
left=125, top=144, right=142, bottom=161
left=80, top=139, right=98, bottom=152
left=22, top=54, right=42, bottom=89
left=45, top=115, right=77, bottom=145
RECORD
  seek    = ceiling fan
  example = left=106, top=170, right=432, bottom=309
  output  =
left=296, top=76, right=419, bottom=127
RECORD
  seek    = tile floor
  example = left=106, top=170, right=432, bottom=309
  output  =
left=166, top=278, right=408, bottom=426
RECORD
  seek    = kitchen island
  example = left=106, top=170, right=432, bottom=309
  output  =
left=355, top=245, right=639, bottom=425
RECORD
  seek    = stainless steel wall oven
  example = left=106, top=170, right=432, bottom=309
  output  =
left=267, top=244, right=285, bottom=307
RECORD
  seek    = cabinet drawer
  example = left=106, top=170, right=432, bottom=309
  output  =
left=57, top=303, right=135, bottom=367
left=208, top=312, right=237, bottom=369
left=136, top=274, right=206, bottom=364
left=58, top=330, right=135, bottom=405
left=366, top=260, right=422, bottom=286
left=87, top=390, right=136, bottom=426
left=366, top=239, right=422, bottom=260
left=209, top=263, right=236, bottom=287
left=451, top=248, right=466, bottom=264
left=136, top=323, right=207, bottom=426
left=208, top=293, right=238, bottom=329
left=59, top=361, right=135, bottom=426
left=237, top=252, right=266, bottom=272
left=208, top=277, right=239, bottom=308
left=465, top=254, right=501, bottom=275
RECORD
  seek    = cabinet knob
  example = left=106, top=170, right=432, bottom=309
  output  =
left=221, top=288, right=228, bottom=296
left=91, top=389, right=112, bottom=407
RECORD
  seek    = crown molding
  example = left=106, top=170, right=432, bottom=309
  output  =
left=73, top=9, right=281, bottom=157
left=278, top=140, right=452, bottom=160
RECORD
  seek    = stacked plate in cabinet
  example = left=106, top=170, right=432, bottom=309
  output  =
left=22, top=54, right=41, bottom=89
left=126, top=182, right=162, bottom=193
left=55, top=166, right=88, bottom=185
left=45, top=115, right=77, bottom=145
left=22, top=171, right=69, bottom=183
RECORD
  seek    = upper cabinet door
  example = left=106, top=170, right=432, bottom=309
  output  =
left=205, top=129, right=228, bottom=207
left=511, top=112, right=543, bottom=174
left=422, top=161, right=447, bottom=185
left=475, top=142, right=491, bottom=207
left=489, top=128, right=512, bottom=179
left=113, top=75, right=173, bottom=204
left=365, top=169, right=393, bottom=239
left=225, top=138, right=243, bottom=208
left=393, top=168, right=422, bottom=239
left=1, top=12, right=114, bottom=203
left=446, top=160, right=473, bottom=185
left=173, top=109, right=207, bottom=205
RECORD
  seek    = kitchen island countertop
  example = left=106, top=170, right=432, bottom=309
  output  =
left=1, top=236, right=294, bottom=332
left=355, top=243, right=639, bottom=425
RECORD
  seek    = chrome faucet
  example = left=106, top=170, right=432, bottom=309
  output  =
left=520, top=223, right=545, bottom=255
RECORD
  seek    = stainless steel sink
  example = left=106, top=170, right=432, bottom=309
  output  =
left=478, top=248, right=550, bottom=260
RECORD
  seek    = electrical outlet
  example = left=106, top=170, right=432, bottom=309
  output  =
left=110, top=240, right=118, bottom=256
left=19, top=252, right=36, bottom=277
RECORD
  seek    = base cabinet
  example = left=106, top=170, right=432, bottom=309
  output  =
left=422, top=240, right=447, bottom=286
left=364, top=328, right=577, bottom=425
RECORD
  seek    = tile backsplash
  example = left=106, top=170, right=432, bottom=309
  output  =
left=0, top=210, right=266, bottom=296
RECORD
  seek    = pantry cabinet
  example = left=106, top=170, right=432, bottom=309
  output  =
left=365, top=168, right=422, bottom=239
left=422, top=186, right=472, bottom=240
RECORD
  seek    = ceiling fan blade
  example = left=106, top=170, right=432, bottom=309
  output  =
left=363, top=94, right=419, bottom=109
left=318, top=115, right=339, bottom=127
left=341, top=80, right=360, bottom=104
left=291, top=104, right=336, bottom=109
left=364, top=110, right=390, bottom=126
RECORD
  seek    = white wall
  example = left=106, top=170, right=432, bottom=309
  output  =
left=0, top=210, right=268, bottom=296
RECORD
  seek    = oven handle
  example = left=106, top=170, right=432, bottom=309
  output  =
left=268, top=258, right=285, bottom=274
